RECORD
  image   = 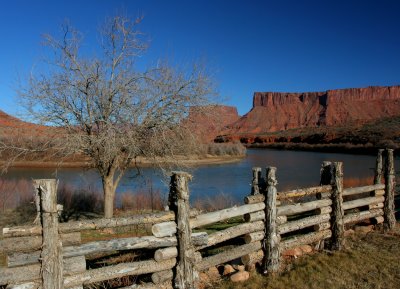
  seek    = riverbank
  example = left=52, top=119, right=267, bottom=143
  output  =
left=2, top=154, right=245, bottom=169
left=246, top=142, right=399, bottom=156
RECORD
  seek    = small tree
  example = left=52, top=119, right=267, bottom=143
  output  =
left=10, top=16, right=215, bottom=218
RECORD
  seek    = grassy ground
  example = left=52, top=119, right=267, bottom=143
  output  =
left=211, top=224, right=400, bottom=289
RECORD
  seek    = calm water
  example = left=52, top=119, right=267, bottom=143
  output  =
left=3, top=149, right=398, bottom=203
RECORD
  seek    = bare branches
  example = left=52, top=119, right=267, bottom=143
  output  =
left=5, top=15, right=216, bottom=217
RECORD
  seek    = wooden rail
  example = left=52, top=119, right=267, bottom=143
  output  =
left=278, top=185, right=332, bottom=200
left=343, top=184, right=385, bottom=196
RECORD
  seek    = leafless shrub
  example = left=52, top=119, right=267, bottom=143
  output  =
left=0, top=178, right=32, bottom=212
left=2, top=15, right=217, bottom=218
left=205, top=142, right=246, bottom=156
left=57, top=183, right=103, bottom=221
left=119, top=189, right=164, bottom=213
left=13, top=197, right=37, bottom=225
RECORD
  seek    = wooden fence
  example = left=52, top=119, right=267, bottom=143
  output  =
left=0, top=148, right=397, bottom=289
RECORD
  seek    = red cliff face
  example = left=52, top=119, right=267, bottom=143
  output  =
left=228, top=85, right=400, bottom=134
left=0, top=110, right=48, bottom=135
left=184, top=105, right=240, bottom=142
left=325, top=86, right=400, bottom=126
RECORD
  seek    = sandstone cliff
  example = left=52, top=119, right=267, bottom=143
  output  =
left=226, top=85, right=400, bottom=135
left=0, top=110, right=48, bottom=136
left=184, top=105, right=240, bottom=142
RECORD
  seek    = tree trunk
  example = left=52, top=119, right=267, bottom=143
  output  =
left=103, top=175, right=116, bottom=219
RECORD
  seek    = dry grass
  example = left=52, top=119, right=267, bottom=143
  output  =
left=118, top=189, right=164, bottom=213
left=211, top=225, right=400, bottom=289
left=0, top=179, right=33, bottom=213
left=193, top=192, right=238, bottom=212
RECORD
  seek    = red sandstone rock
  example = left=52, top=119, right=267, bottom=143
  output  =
left=223, top=264, right=236, bottom=275
left=226, top=85, right=400, bottom=135
left=245, top=263, right=256, bottom=272
left=0, top=109, right=49, bottom=135
left=235, top=265, right=245, bottom=272
left=230, top=271, right=250, bottom=282
left=206, top=266, right=221, bottom=281
left=354, top=225, right=374, bottom=234
left=299, top=244, right=313, bottom=254
left=344, top=229, right=355, bottom=236
left=183, top=105, right=240, bottom=142
left=282, top=247, right=303, bottom=257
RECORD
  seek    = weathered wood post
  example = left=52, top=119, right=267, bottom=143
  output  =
left=169, top=172, right=197, bottom=289
left=329, top=162, right=345, bottom=251
left=33, top=179, right=63, bottom=289
left=251, top=167, right=262, bottom=195
left=316, top=161, right=333, bottom=250
left=319, top=161, right=332, bottom=193
left=374, top=149, right=384, bottom=185
left=370, top=149, right=385, bottom=224
left=262, top=167, right=280, bottom=274
left=383, top=149, right=396, bottom=231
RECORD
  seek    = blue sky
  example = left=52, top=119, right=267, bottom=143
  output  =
left=0, top=0, right=399, bottom=116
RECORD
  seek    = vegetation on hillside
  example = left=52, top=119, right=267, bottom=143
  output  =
left=218, top=116, right=400, bottom=154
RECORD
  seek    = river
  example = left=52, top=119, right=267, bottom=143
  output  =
left=3, top=149, right=398, bottom=205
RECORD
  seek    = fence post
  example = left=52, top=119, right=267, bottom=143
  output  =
left=33, top=179, right=63, bottom=289
left=315, top=161, right=333, bottom=250
left=383, top=149, right=396, bottom=231
left=319, top=161, right=332, bottom=190
left=374, top=149, right=384, bottom=185
left=262, top=167, right=280, bottom=274
left=329, top=162, right=345, bottom=251
left=251, top=167, right=262, bottom=195
left=169, top=172, right=196, bottom=289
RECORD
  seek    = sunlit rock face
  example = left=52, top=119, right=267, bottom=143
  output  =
left=183, top=105, right=240, bottom=142
left=227, top=85, right=400, bottom=134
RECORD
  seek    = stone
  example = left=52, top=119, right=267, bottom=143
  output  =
left=199, top=272, right=209, bottom=283
left=230, top=271, right=250, bottom=282
left=100, top=228, right=115, bottom=234
left=236, top=265, right=245, bottom=272
left=245, top=264, right=256, bottom=272
left=355, top=225, right=374, bottom=234
left=282, top=247, right=303, bottom=257
left=207, top=266, right=220, bottom=281
left=299, top=245, right=313, bottom=254
left=344, top=229, right=355, bottom=236
left=223, top=264, right=236, bottom=275
left=232, top=264, right=246, bottom=271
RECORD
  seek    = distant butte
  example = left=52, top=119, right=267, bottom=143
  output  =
left=217, top=85, right=400, bottom=138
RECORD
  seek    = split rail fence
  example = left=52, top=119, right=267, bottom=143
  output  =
left=0, top=148, right=397, bottom=289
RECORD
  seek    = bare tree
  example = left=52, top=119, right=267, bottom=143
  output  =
left=9, top=16, right=215, bottom=218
